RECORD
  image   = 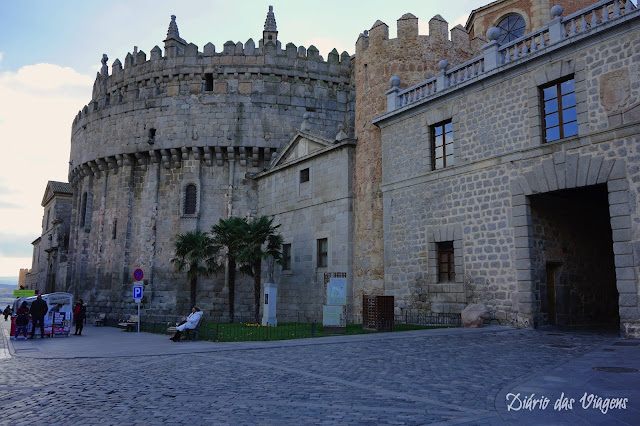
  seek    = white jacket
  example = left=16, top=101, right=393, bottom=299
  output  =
left=177, top=311, right=203, bottom=331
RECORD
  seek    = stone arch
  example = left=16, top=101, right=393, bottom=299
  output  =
left=510, top=153, right=636, bottom=334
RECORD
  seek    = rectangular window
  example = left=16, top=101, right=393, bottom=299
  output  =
left=112, top=219, right=117, bottom=240
left=541, top=77, right=577, bottom=143
left=282, top=244, right=291, bottom=270
left=205, top=73, right=214, bottom=91
left=300, top=168, right=310, bottom=183
left=317, top=238, right=328, bottom=268
left=437, top=241, right=455, bottom=282
left=431, top=120, right=453, bottom=170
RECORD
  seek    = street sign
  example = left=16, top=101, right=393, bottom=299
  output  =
left=133, top=268, right=144, bottom=281
left=13, top=289, right=35, bottom=297
left=133, top=285, right=143, bottom=300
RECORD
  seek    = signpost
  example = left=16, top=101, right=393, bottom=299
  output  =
left=133, top=269, right=143, bottom=333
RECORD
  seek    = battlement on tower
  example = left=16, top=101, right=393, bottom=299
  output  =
left=355, top=12, right=481, bottom=57
left=72, top=14, right=352, bottom=131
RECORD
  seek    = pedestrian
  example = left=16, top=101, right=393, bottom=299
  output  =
left=14, top=301, right=30, bottom=339
left=74, top=299, right=86, bottom=335
left=29, top=294, right=48, bottom=339
left=3, top=305, right=11, bottom=321
left=170, top=307, right=203, bottom=342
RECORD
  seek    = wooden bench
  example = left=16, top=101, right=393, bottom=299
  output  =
left=118, top=315, right=138, bottom=332
left=94, top=313, right=106, bottom=327
left=166, top=316, right=204, bottom=341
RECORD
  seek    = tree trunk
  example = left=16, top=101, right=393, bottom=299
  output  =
left=228, top=257, right=236, bottom=323
left=190, top=276, right=197, bottom=309
left=253, top=258, right=262, bottom=323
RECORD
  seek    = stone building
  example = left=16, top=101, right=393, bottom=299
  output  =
left=24, top=181, right=73, bottom=293
left=30, top=0, right=640, bottom=337
left=64, top=7, right=353, bottom=321
left=374, top=0, right=640, bottom=337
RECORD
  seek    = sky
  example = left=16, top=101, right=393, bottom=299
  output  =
left=0, top=0, right=488, bottom=277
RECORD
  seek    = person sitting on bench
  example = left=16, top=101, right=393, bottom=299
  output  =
left=170, top=307, right=202, bottom=342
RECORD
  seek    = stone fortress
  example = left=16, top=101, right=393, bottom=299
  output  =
left=26, top=0, right=640, bottom=337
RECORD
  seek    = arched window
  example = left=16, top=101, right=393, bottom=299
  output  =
left=496, top=14, right=526, bottom=45
left=184, top=184, right=197, bottom=215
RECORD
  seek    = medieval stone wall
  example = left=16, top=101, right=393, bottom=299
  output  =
left=67, top=22, right=354, bottom=322
left=352, top=13, right=478, bottom=318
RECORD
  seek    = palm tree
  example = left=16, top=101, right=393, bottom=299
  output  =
left=210, top=217, right=248, bottom=322
left=238, top=216, right=284, bottom=323
left=170, top=230, right=219, bottom=309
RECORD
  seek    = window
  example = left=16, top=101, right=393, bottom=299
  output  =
left=80, top=192, right=87, bottom=228
left=148, top=128, right=156, bottom=144
left=317, top=238, right=328, bottom=268
left=431, top=120, right=453, bottom=170
left=496, top=14, right=526, bottom=45
left=541, top=77, right=577, bottom=143
left=300, top=168, right=310, bottom=183
left=437, top=241, right=455, bottom=282
left=282, top=244, right=291, bottom=270
left=184, top=184, right=197, bottom=215
left=112, top=219, right=117, bottom=240
left=205, top=73, right=213, bottom=91
left=45, top=209, right=50, bottom=230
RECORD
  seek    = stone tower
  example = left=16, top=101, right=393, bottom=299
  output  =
left=352, top=14, right=476, bottom=318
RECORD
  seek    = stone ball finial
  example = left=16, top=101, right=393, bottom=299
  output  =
left=389, top=76, right=401, bottom=88
left=438, top=60, right=448, bottom=71
left=550, top=5, right=563, bottom=18
left=486, top=27, right=500, bottom=41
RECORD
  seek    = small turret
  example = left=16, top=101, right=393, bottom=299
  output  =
left=263, top=6, right=278, bottom=45
left=164, top=15, right=187, bottom=58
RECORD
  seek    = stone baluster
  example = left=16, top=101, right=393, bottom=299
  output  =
left=614, top=0, right=621, bottom=18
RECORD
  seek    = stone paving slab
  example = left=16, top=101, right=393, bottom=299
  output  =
left=1, top=321, right=638, bottom=424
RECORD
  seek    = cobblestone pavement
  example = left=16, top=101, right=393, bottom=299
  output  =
left=1, top=321, right=638, bottom=425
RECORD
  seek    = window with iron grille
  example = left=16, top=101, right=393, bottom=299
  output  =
left=431, top=120, right=453, bottom=170
left=317, top=238, right=328, bottom=268
left=541, top=77, right=577, bottom=143
left=495, top=14, right=526, bottom=45
left=282, top=244, right=291, bottom=270
left=184, top=184, right=197, bottom=215
left=437, top=241, right=455, bottom=282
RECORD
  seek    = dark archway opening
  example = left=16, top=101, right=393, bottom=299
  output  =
left=529, top=184, right=619, bottom=330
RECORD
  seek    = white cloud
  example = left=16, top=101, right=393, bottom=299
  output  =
left=0, top=63, right=92, bottom=262
left=0, top=52, right=3, bottom=64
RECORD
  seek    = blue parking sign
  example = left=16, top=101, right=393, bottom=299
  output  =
left=133, top=285, right=143, bottom=300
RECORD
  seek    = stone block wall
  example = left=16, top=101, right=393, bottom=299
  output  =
left=377, top=22, right=640, bottom=334
left=353, top=12, right=478, bottom=319
left=257, top=141, right=355, bottom=322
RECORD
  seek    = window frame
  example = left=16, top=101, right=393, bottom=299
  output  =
left=540, top=75, right=577, bottom=143
left=317, top=238, right=328, bottom=268
left=495, top=14, right=526, bottom=45
left=282, top=243, right=292, bottom=271
left=300, top=168, right=310, bottom=183
left=437, top=241, right=455, bottom=283
left=431, top=120, right=454, bottom=170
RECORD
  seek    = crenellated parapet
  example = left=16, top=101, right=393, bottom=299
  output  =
left=69, top=9, right=355, bottom=185
left=73, top=29, right=352, bottom=132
